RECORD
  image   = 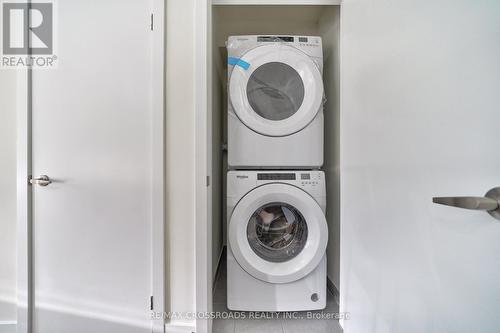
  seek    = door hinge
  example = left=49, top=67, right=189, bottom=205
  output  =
left=206, top=176, right=210, bottom=187
left=150, top=295, right=154, bottom=310
left=150, top=13, right=154, bottom=31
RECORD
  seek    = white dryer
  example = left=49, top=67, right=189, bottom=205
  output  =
left=227, top=35, right=324, bottom=169
left=226, top=170, right=328, bottom=311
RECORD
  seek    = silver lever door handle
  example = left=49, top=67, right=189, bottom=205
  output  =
left=29, top=175, right=52, bottom=186
left=432, top=197, right=498, bottom=211
left=433, top=187, right=500, bottom=221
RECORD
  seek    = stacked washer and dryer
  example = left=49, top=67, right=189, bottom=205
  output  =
left=226, top=35, right=328, bottom=311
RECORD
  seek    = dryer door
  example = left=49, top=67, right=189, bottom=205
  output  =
left=229, top=183, right=328, bottom=284
left=229, top=44, right=324, bottom=137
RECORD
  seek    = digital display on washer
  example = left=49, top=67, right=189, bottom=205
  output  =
left=300, top=173, right=311, bottom=180
left=257, top=173, right=296, bottom=180
left=257, top=36, right=294, bottom=43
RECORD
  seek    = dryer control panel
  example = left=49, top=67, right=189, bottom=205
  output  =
left=227, top=35, right=323, bottom=60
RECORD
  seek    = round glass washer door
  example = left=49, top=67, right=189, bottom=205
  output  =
left=229, top=44, right=324, bottom=137
left=247, top=202, right=308, bottom=263
left=228, top=183, right=328, bottom=284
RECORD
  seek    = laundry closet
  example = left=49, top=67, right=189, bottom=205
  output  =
left=207, top=1, right=341, bottom=321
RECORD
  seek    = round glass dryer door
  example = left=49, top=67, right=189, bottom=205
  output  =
left=229, top=44, right=324, bottom=137
left=246, top=62, right=305, bottom=121
left=228, top=183, right=328, bottom=284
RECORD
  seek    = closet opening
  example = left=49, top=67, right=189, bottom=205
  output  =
left=208, top=4, right=341, bottom=332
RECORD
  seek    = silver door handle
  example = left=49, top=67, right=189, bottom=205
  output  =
left=432, top=197, right=498, bottom=210
left=433, top=187, right=500, bottom=221
left=29, top=175, right=52, bottom=186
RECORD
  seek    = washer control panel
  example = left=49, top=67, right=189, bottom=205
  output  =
left=227, top=170, right=326, bottom=198
left=227, top=170, right=326, bottom=209
left=299, top=172, right=321, bottom=187
left=253, top=171, right=323, bottom=188
left=257, top=173, right=296, bottom=181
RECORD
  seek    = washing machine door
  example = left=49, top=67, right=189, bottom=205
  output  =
left=229, top=44, right=324, bottom=137
left=229, top=183, right=328, bottom=284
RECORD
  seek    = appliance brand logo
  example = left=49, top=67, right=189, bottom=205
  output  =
left=236, top=175, right=249, bottom=179
left=1, top=0, right=57, bottom=68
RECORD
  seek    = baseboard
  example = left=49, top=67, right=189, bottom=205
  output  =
left=327, top=277, right=340, bottom=304
left=0, top=323, right=17, bottom=333
left=165, top=323, right=195, bottom=333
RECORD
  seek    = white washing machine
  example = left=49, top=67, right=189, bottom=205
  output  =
left=226, top=170, right=328, bottom=311
left=227, top=35, right=324, bottom=169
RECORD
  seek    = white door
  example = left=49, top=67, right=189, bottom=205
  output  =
left=30, top=1, right=155, bottom=332
left=340, top=1, right=500, bottom=332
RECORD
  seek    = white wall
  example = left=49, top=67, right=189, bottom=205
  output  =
left=165, top=0, right=196, bottom=327
left=0, top=70, right=17, bottom=323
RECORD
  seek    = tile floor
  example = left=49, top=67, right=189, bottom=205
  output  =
left=212, top=256, right=343, bottom=333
